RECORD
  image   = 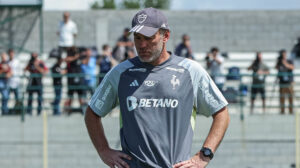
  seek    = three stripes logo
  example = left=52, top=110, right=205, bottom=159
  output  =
left=130, top=80, right=139, bottom=87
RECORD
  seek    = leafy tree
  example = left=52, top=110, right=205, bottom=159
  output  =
left=144, top=0, right=169, bottom=9
left=123, top=0, right=140, bottom=9
left=90, top=0, right=116, bottom=9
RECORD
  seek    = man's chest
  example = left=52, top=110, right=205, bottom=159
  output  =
left=118, top=67, right=193, bottom=111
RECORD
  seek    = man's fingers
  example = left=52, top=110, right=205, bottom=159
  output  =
left=178, top=162, right=195, bottom=168
left=116, top=157, right=130, bottom=168
left=173, top=160, right=190, bottom=168
left=118, top=152, right=132, bottom=160
left=113, top=162, right=123, bottom=168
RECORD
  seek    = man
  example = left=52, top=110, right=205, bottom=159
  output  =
left=276, top=49, right=294, bottom=114
left=97, top=44, right=117, bottom=84
left=112, top=28, right=134, bottom=62
left=57, top=12, right=78, bottom=53
left=247, top=52, right=269, bottom=114
left=24, top=52, right=48, bottom=115
left=81, top=48, right=97, bottom=96
left=64, top=46, right=85, bottom=114
left=51, top=57, right=66, bottom=115
left=85, top=8, right=230, bottom=168
left=206, top=47, right=226, bottom=92
left=174, top=34, right=194, bottom=59
left=0, top=52, right=12, bottom=115
left=7, top=49, right=22, bottom=111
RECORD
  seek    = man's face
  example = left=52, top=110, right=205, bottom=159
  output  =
left=63, top=12, right=70, bottom=22
left=134, top=31, right=164, bottom=63
left=8, top=51, right=14, bottom=60
left=212, top=50, right=218, bottom=57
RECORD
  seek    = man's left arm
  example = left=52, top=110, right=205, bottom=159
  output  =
left=173, top=107, right=230, bottom=168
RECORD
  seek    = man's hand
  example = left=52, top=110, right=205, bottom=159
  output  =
left=99, top=148, right=132, bottom=168
left=173, top=152, right=210, bottom=168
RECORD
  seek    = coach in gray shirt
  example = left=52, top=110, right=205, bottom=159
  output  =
left=85, top=8, right=230, bottom=168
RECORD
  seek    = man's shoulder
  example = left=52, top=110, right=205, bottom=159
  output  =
left=109, top=59, right=135, bottom=75
left=176, top=57, right=207, bottom=75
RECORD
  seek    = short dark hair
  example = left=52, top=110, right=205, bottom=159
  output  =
left=7, top=48, right=14, bottom=53
left=210, top=47, right=219, bottom=53
left=124, top=28, right=130, bottom=32
left=102, top=44, right=109, bottom=51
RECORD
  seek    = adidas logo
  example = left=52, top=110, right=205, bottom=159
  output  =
left=130, top=80, right=139, bottom=87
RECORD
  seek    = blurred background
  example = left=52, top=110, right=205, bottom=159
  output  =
left=0, top=0, right=300, bottom=167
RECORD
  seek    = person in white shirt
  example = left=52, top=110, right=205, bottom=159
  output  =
left=7, top=49, right=22, bottom=101
left=206, top=47, right=226, bottom=92
left=57, top=12, right=78, bottom=52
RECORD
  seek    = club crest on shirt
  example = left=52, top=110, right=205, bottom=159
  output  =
left=170, top=75, right=180, bottom=90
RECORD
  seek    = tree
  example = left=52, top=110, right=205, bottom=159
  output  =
left=90, top=0, right=116, bottom=9
left=144, top=0, right=169, bottom=9
left=122, top=0, right=140, bottom=9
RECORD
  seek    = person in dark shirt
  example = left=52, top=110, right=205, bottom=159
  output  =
left=276, top=49, right=294, bottom=114
left=112, top=28, right=134, bottom=62
left=64, top=46, right=84, bottom=114
left=97, top=44, right=117, bottom=84
left=174, top=34, right=194, bottom=59
left=51, top=57, right=66, bottom=115
left=247, top=52, right=269, bottom=114
left=25, top=52, right=48, bottom=115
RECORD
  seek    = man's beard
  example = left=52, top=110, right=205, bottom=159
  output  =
left=139, top=39, right=164, bottom=63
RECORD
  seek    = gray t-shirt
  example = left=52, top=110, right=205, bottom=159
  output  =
left=252, top=63, right=269, bottom=85
left=89, top=54, right=228, bottom=167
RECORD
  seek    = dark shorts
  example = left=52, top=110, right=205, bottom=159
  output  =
left=67, top=78, right=85, bottom=98
left=67, top=88, right=84, bottom=98
left=251, top=86, right=265, bottom=100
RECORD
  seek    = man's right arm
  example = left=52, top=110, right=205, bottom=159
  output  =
left=85, top=106, right=131, bottom=168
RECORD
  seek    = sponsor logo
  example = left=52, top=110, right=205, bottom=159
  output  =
left=129, top=68, right=147, bottom=72
left=101, top=84, right=111, bottom=101
left=161, top=23, right=166, bottom=28
left=130, top=80, right=139, bottom=87
left=170, top=75, right=180, bottom=90
left=166, top=67, right=185, bottom=73
left=95, top=99, right=104, bottom=110
left=126, top=96, right=179, bottom=111
left=144, top=80, right=158, bottom=87
left=199, top=79, right=219, bottom=107
left=127, top=96, right=138, bottom=111
left=138, top=14, right=147, bottom=23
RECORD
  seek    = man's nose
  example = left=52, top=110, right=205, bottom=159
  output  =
left=139, top=40, right=148, bottom=48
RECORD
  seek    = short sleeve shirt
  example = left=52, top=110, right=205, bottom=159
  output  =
left=88, top=54, right=228, bottom=167
left=58, top=20, right=78, bottom=47
left=252, top=63, right=269, bottom=85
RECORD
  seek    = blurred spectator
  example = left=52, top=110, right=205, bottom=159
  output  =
left=81, top=48, right=97, bottom=96
left=174, top=34, right=194, bottom=59
left=51, top=57, right=66, bottom=115
left=0, top=53, right=12, bottom=115
left=7, top=49, right=22, bottom=104
left=206, top=47, right=225, bottom=92
left=57, top=12, right=78, bottom=55
left=248, top=52, right=270, bottom=114
left=276, top=49, right=294, bottom=114
left=97, top=44, right=117, bottom=84
left=112, top=28, right=134, bottom=62
left=291, top=37, right=300, bottom=59
left=64, top=46, right=84, bottom=114
left=122, top=47, right=136, bottom=61
left=25, top=53, right=48, bottom=115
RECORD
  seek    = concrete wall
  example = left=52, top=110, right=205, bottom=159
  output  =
left=21, top=10, right=300, bottom=53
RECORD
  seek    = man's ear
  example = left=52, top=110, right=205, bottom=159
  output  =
left=163, top=31, right=170, bottom=43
